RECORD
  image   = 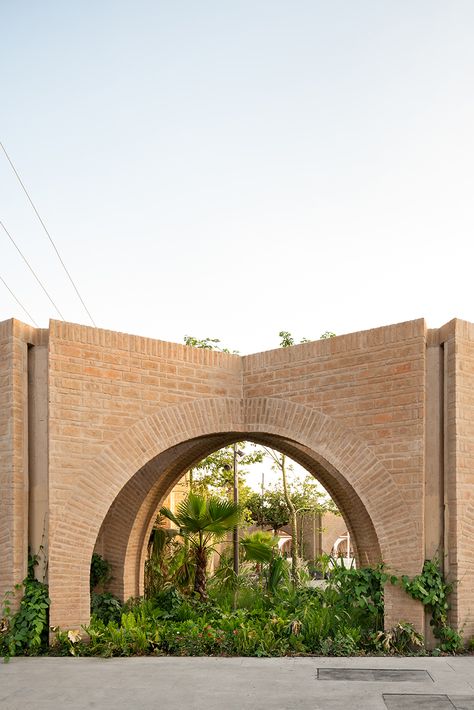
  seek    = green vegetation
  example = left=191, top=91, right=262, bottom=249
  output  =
left=145, top=523, right=193, bottom=597
left=187, top=444, right=263, bottom=499
left=1, top=544, right=469, bottom=658
left=0, top=553, right=50, bottom=660
left=51, top=559, right=390, bottom=658
left=400, top=559, right=463, bottom=653
left=160, top=493, right=240, bottom=600
left=90, top=552, right=113, bottom=591
left=46, top=555, right=446, bottom=658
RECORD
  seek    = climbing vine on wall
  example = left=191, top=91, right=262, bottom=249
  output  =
left=400, top=559, right=462, bottom=653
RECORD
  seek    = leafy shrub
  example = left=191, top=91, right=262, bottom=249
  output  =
left=1, top=577, right=50, bottom=658
left=91, top=592, right=122, bottom=624
left=90, top=553, right=112, bottom=591
left=145, top=526, right=193, bottom=597
left=85, top=613, right=162, bottom=657
left=319, top=628, right=361, bottom=656
left=370, top=622, right=424, bottom=655
left=5, top=557, right=466, bottom=659
left=324, top=558, right=387, bottom=632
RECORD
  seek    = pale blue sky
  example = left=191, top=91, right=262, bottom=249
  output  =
left=2, top=1, right=474, bottom=353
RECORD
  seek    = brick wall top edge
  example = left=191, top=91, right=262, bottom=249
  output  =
left=0, top=318, right=14, bottom=339
left=12, top=315, right=474, bottom=362
left=427, top=329, right=442, bottom=347
left=452, top=318, right=474, bottom=341
left=48, top=319, right=240, bottom=367
left=428, top=319, right=474, bottom=346
left=0, top=318, right=48, bottom=345
left=434, top=320, right=457, bottom=344
left=242, top=318, right=428, bottom=368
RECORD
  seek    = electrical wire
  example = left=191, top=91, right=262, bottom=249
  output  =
left=0, top=272, right=39, bottom=326
left=0, top=141, right=97, bottom=327
left=1, top=219, right=65, bottom=320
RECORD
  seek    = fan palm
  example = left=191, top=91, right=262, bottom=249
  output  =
left=160, top=492, right=240, bottom=599
left=145, top=522, right=194, bottom=597
left=240, top=530, right=278, bottom=564
left=240, top=531, right=287, bottom=593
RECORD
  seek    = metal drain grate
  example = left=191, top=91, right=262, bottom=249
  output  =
left=317, top=668, right=432, bottom=682
left=383, top=695, right=454, bottom=709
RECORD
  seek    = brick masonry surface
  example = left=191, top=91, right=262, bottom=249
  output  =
left=0, top=317, right=472, bottom=641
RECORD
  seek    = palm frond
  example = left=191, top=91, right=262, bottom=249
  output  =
left=241, top=534, right=277, bottom=563
left=164, top=493, right=240, bottom=535
left=159, top=506, right=181, bottom=528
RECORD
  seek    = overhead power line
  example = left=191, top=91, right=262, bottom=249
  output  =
left=0, top=140, right=97, bottom=327
left=0, top=272, right=39, bottom=326
left=1, top=219, right=65, bottom=320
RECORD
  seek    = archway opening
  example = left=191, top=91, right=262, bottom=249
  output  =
left=49, top=396, right=423, bottom=636
left=93, top=433, right=381, bottom=604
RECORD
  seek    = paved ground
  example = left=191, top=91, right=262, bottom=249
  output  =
left=1, top=655, right=473, bottom=709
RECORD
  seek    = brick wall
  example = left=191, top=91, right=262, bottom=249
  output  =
left=0, top=320, right=47, bottom=604
left=446, top=320, right=474, bottom=638
left=243, top=320, right=425, bottom=514
left=47, top=321, right=242, bottom=626
left=243, top=320, right=426, bottom=571
left=2, top=315, right=472, bottom=638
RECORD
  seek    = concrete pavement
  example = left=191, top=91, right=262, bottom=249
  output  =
left=1, top=655, right=473, bottom=709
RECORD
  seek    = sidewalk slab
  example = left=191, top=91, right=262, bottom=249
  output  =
left=1, top=656, right=473, bottom=710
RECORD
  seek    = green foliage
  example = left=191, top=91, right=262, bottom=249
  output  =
left=46, top=562, right=396, bottom=658
left=266, top=555, right=290, bottom=594
left=370, top=622, right=424, bottom=655
left=62, top=575, right=388, bottom=658
left=319, top=628, right=362, bottom=656
left=1, top=552, right=50, bottom=660
left=324, top=557, right=387, bottom=631
left=145, top=524, right=193, bottom=597
left=279, top=331, right=295, bottom=347
left=0, top=577, right=50, bottom=659
left=160, top=492, right=241, bottom=599
left=400, top=559, right=462, bottom=653
left=245, top=489, right=290, bottom=532
left=161, top=493, right=241, bottom=542
left=90, top=553, right=112, bottom=591
left=183, top=335, right=238, bottom=354
left=91, top=593, right=123, bottom=624
left=279, top=330, right=336, bottom=347
left=189, top=444, right=263, bottom=499
left=50, top=627, right=83, bottom=656
left=211, top=544, right=290, bottom=597
left=240, top=531, right=278, bottom=564
left=17, top=559, right=466, bottom=659
left=245, top=477, right=333, bottom=534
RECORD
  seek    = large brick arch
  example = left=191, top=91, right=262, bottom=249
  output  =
left=6, top=317, right=474, bottom=643
left=49, top=396, right=421, bottom=630
left=115, top=432, right=384, bottom=603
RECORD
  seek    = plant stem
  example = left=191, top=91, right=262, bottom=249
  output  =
left=281, top=453, right=298, bottom=585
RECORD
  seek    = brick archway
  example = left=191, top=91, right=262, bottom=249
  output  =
left=5, top=317, right=473, bottom=642
left=49, top=396, right=422, bottom=631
